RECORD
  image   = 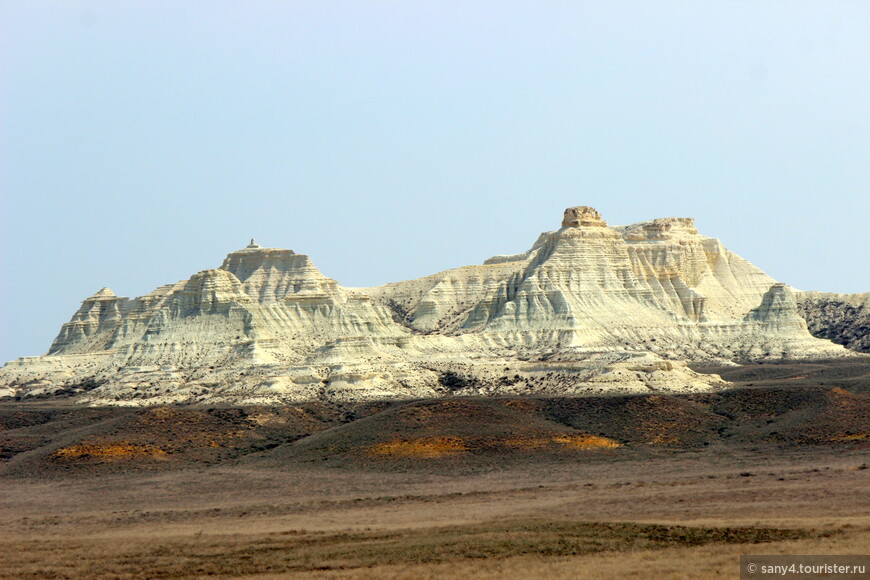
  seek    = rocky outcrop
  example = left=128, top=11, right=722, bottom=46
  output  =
left=370, top=207, right=836, bottom=361
left=561, top=205, right=608, bottom=227
left=745, top=283, right=807, bottom=331
left=0, top=206, right=856, bottom=406
left=49, top=288, right=129, bottom=354
left=797, top=292, right=870, bottom=353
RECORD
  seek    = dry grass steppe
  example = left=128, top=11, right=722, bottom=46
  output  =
left=1, top=359, right=868, bottom=579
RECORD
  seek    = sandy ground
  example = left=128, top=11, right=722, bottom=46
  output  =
left=3, top=364, right=869, bottom=579
left=2, top=446, right=868, bottom=579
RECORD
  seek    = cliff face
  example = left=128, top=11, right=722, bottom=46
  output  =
left=370, top=207, right=830, bottom=361
left=0, top=208, right=855, bottom=406
left=797, top=292, right=870, bottom=353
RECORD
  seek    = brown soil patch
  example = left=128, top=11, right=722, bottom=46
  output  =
left=500, top=399, right=544, bottom=413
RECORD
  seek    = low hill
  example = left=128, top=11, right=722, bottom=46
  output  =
left=3, top=361, right=867, bottom=478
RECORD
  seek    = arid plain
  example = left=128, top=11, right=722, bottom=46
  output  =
left=2, top=360, right=868, bottom=579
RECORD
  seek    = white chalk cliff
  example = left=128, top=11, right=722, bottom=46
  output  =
left=0, top=209, right=853, bottom=405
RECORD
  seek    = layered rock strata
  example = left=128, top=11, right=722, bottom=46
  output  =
left=0, top=209, right=855, bottom=405
left=369, top=208, right=835, bottom=361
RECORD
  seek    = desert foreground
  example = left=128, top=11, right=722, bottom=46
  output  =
left=2, top=361, right=868, bottom=579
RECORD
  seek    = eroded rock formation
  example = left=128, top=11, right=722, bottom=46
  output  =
left=0, top=206, right=856, bottom=405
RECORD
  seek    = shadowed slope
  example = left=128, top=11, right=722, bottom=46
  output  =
left=2, top=361, right=868, bottom=477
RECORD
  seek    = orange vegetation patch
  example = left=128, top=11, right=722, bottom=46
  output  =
left=503, top=437, right=551, bottom=450
left=647, top=435, right=682, bottom=445
left=552, top=434, right=622, bottom=449
left=53, top=442, right=167, bottom=461
left=368, top=437, right=468, bottom=458
left=506, top=435, right=622, bottom=450
left=831, top=432, right=870, bottom=442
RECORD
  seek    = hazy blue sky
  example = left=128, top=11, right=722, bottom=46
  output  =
left=1, top=1, right=868, bottom=363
